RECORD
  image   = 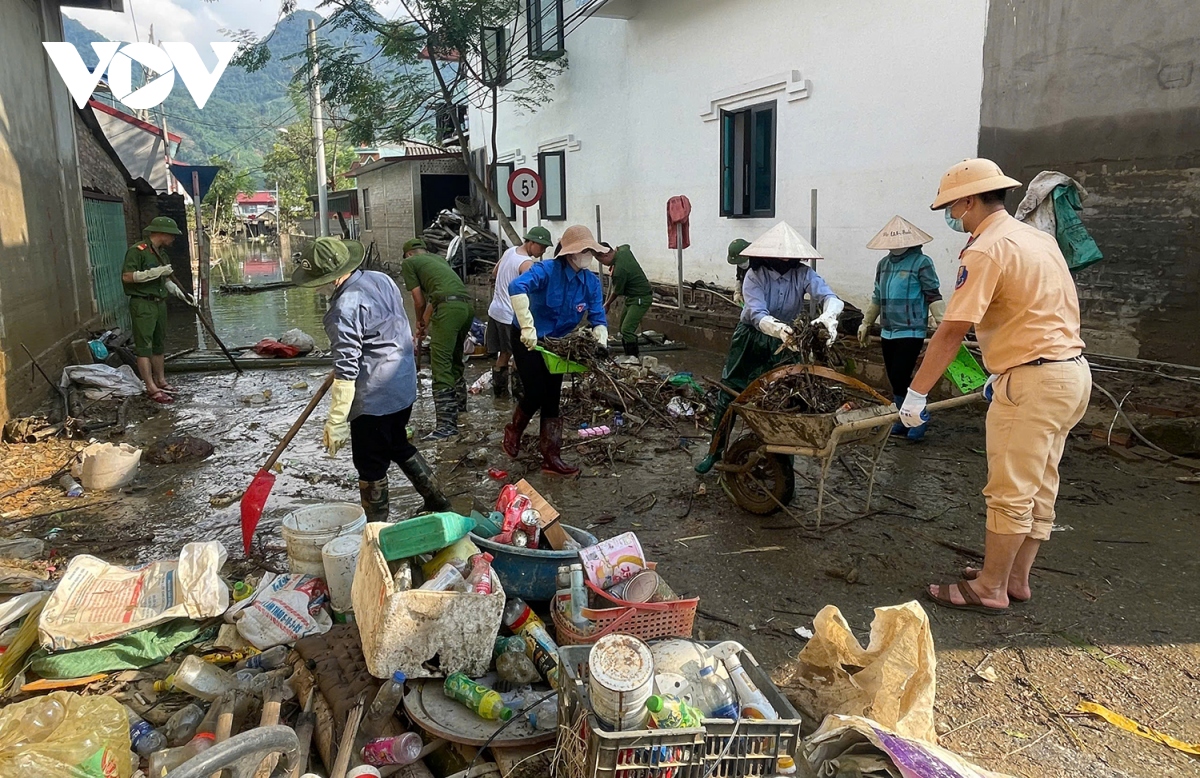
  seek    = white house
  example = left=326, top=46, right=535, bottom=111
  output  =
left=469, top=0, right=989, bottom=309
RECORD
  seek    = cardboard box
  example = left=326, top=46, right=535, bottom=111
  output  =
left=515, top=479, right=571, bottom=549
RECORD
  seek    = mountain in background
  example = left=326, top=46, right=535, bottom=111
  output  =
left=63, top=10, right=380, bottom=184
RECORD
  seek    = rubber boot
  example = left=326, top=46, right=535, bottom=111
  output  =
left=503, top=404, right=533, bottom=458
left=455, top=379, right=468, bottom=412
left=510, top=368, right=525, bottom=401
left=424, top=390, right=459, bottom=440
left=398, top=452, right=453, bottom=513
left=492, top=367, right=510, bottom=398
left=623, top=339, right=640, bottom=358
left=539, top=417, right=580, bottom=477
left=695, top=451, right=721, bottom=475
left=906, top=421, right=928, bottom=442
left=890, top=395, right=907, bottom=437
left=359, top=478, right=389, bottom=522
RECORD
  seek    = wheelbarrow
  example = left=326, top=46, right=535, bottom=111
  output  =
left=710, top=364, right=984, bottom=522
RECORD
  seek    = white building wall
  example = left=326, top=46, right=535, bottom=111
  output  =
left=471, top=0, right=988, bottom=307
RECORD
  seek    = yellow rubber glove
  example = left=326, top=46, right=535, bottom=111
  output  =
left=928, top=299, right=946, bottom=328
left=858, top=302, right=880, bottom=346
left=511, top=293, right=538, bottom=350
left=323, top=378, right=355, bottom=457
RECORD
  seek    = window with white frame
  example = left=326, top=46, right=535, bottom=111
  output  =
left=538, top=151, right=566, bottom=221
left=720, top=101, right=776, bottom=218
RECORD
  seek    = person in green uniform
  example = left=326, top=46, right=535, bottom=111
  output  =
left=121, top=216, right=193, bottom=404
left=597, top=243, right=653, bottom=358
left=401, top=244, right=473, bottom=439
left=728, top=238, right=751, bottom=305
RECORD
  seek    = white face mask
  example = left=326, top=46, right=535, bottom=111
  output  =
left=569, top=254, right=592, bottom=271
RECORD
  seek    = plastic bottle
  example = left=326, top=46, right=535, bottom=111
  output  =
left=443, top=672, right=513, bottom=721
left=693, top=666, right=739, bottom=719
left=8, top=696, right=65, bottom=747
left=235, top=645, right=288, bottom=671
left=496, top=651, right=541, bottom=684
left=232, top=581, right=254, bottom=601
left=146, top=733, right=215, bottom=777
left=361, top=671, right=407, bottom=738
left=360, top=732, right=423, bottom=767
left=59, top=475, right=84, bottom=497
left=153, top=675, right=176, bottom=693
left=526, top=693, right=558, bottom=731
left=502, top=598, right=561, bottom=688
left=715, top=650, right=778, bottom=720
left=465, top=552, right=494, bottom=595
left=126, top=705, right=168, bottom=757
left=494, top=635, right=526, bottom=658
left=204, top=648, right=257, bottom=666
left=772, top=755, right=798, bottom=777
left=645, top=696, right=702, bottom=729
left=162, top=703, right=205, bottom=747
left=568, top=564, right=588, bottom=628
left=419, top=562, right=467, bottom=592
left=174, top=654, right=240, bottom=701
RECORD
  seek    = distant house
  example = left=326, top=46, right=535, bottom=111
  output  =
left=236, top=191, right=278, bottom=220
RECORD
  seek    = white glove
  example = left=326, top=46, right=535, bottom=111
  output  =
left=165, top=279, right=194, bottom=306
left=758, top=316, right=795, bottom=347
left=858, top=302, right=880, bottom=346
left=323, top=378, right=356, bottom=457
left=591, top=325, right=609, bottom=349
left=511, top=293, right=538, bottom=350
left=928, top=299, right=946, bottom=328
left=813, top=297, right=845, bottom=346
left=983, top=373, right=999, bottom=402
left=899, top=387, right=929, bottom=428
left=131, top=264, right=174, bottom=283
left=733, top=288, right=744, bottom=307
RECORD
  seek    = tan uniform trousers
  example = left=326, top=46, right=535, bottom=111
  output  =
left=984, top=357, right=1091, bottom=541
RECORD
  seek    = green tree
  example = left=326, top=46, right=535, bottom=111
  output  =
left=230, top=0, right=567, bottom=244
left=200, top=155, right=253, bottom=236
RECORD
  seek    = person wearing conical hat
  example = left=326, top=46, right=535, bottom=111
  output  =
left=695, top=222, right=844, bottom=475
left=857, top=216, right=945, bottom=441
left=902, top=159, right=1090, bottom=614
left=121, top=216, right=193, bottom=404
left=294, top=237, right=452, bottom=521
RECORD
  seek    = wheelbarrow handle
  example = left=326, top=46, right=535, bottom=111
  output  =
left=836, top=392, right=986, bottom=435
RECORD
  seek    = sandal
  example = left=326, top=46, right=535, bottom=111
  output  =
left=147, top=390, right=175, bottom=405
left=962, top=568, right=1030, bottom=603
left=159, top=383, right=179, bottom=393
left=925, top=580, right=1008, bottom=615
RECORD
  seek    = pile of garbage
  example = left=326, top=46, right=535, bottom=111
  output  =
left=422, top=209, right=501, bottom=277
left=559, top=358, right=712, bottom=433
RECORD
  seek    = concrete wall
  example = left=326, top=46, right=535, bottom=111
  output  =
left=979, top=0, right=1200, bottom=365
left=471, top=0, right=988, bottom=308
left=75, top=110, right=143, bottom=244
left=358, top=157, right=466, bottom=261
left=0, top=0, right=100, bottom=422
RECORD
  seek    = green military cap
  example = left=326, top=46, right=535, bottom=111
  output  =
left=523, top=226, right=553, bottom=247
left=292, top=237, right=366, bottom=287
left=143, top=216, right=183, bottom=236
left=402, top=237, right=427, bottom=254
left=727, top=238, right=751, bottom=265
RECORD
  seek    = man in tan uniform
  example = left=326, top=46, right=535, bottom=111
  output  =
left=900, top=159, right=1092, bottom=613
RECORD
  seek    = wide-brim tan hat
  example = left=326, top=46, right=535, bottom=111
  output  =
left=557, top=224, right=607, bottom=257
left=931, top=158, right=1022, bottom=210
left=739, top=222, right=822, bottom=260
left=866, top=216, right=934, bottom=250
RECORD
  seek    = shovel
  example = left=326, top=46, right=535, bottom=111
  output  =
left=239, top=373, right=335, bottom=555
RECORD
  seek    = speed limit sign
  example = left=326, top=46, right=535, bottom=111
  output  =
left=508, top=168, right=543, bottom=208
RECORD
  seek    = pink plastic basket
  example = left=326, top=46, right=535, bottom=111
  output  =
left=553, top=578, right=698, bottom=645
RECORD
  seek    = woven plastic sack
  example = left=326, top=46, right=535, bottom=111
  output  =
left=0, top=691, right=133, bottom=777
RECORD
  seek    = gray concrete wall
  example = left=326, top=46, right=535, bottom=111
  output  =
left=979, top=0, right=1200, bottom=365
left=0, top=0, right=101, bottom=422
left=358, top=162, right=417, bottom=262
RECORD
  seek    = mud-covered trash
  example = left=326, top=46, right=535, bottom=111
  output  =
left=2, top=416, right=51, bottom=444
left=241, top=390, right=272, bottom=405
left=209, top=489, right=243, bottom=508
left=291, top=381, right=309, bottom=390
left=279, top=328, right=316, bottom=355
left=145, top=435, right=215, bottom=465
left=77, top=442, right=141, bottom=490
left=0, top=538, right=47, bottom=560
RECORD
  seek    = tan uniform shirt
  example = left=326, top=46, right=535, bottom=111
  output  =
left=943, top=210, right=1085, bottom=373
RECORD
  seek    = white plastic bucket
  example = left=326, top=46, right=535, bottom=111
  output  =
left=589, top=634, right=653, bottom=731
left=281, top=503, right=366, bottom=577
left=321, top=534, right=362, bottom=612
left=79, top=442, right=141, bottom=490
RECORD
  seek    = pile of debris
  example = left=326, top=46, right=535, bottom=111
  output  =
left=422, top=208, right=502, bottom=276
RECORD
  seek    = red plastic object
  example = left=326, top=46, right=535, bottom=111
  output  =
left=239, top=468, right=276, bottom=555
left=252, top=338, right=301, bottom=358
left=488, top=468, right=509, bottom=480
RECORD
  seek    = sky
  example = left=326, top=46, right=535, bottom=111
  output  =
left=63, top=0, right=402, bottom=46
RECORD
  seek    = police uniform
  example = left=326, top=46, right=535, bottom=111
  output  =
left=122, top=241, right=171, bottom=357
left=608, top=245, right=653, bottom=357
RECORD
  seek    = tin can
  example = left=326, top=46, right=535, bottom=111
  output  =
left=619, top=569, right=660, bottom=604
left=588, top=634, right=653, bottom=731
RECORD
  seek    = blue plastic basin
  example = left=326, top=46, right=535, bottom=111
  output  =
left=470, top=525, right=598, bottom=602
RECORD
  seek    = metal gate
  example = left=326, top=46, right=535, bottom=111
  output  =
left=83, top=197, right=131, bottom=332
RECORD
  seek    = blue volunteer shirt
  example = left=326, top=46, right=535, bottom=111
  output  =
left=324, top=269, right=417, bottom=420
left=508, top=258, right=607, bottom=337
left=871, top=248, right=942, bottom=339
left=740, top=263, right=837, bottom=328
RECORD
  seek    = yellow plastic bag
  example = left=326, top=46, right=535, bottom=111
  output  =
left=775, top=601, right=938, bottom=742
left=0, top=691, right=133, bottom=777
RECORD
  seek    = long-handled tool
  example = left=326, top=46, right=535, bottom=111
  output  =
left=192, top=306, right=243, bottom=375
left=239, top=373, right=335, bottom=555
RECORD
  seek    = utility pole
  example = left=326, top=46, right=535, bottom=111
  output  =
left=308, top=19, right=329, bottom=237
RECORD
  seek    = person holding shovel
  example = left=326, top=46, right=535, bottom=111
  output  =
left=505, top=224, right=609, bottom=477
left=694, top=222, right=844, bottom=475
left=293, top=237, right=451, bottom=520
left=122, top=216, right=193, bottom=404
left=856, top=216, right=946, bottom=441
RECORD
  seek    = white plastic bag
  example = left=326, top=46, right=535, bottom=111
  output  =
left=59, top=364, right=144, bottom=400
left=78, top=442, right=141, bottom=490
left=39, top=542, right=229, bottom=651
left=279, top=328, right=316, bottom=355
left=468, top=372, right=493, bottom=395
left=225, top=572, right=332, bottom=649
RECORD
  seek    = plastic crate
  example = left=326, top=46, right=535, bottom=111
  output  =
left=556, top=644, right=804, bottom=778
left=553, top=580, right=699, bottom=646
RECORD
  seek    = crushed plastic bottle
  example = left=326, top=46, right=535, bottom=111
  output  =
left=693, top=666, right=739, bottom=720
left=126, top=705, right=168, bottom=757
left=162, top=703, right=205, bottom=747
left=360, top=731, right=423, bottom=767
left=59, top=475, right=84, bottom=498
left=361, top=671, right=407, bottom=738
left=235, top=645, right=288, bottom=671
left=419, top=563, right=467, bottom=592
left=147, top=733, right=215, bottom=777
left=8, top=696, right=66, bottom=748
left=465, top=552, right=494, bottom=595
left=496, top=651, right=541, bottom=685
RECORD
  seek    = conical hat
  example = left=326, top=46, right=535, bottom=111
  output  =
left=866, top=216, right=934, bottom=250
left=739, top=222, right=822, bottom=260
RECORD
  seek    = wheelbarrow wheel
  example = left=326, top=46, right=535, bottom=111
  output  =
left=721, top=433, right=795, bottom=515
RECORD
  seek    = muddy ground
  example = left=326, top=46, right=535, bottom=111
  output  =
left=2, top=341, right=1198, bottom=778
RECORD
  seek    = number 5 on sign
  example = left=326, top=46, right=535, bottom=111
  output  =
left=508, top=168, right=543, bottom=208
